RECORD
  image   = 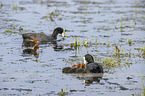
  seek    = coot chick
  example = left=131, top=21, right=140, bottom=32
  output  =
left=83, top=54, right=103, bottom=73
left=62, top=67, right=78, bottom=73
left=23, top=44, right=39, bottom=55
left=22, top=27, right=65, bottom=44
left=75, top=64, right=86, bottom=73
left=23, top=39, right=38, bottom=47
left=62, top=67, right=71, bottom=73
left=67, top=68, right=78, bottom=73
left=62, top=63, right=87, bottom=73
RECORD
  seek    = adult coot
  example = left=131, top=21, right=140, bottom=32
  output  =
left=22, top=27, right=65, bottom=44
left=83, top=54, right=103, bottom=73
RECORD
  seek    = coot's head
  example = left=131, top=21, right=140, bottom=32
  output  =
left=83, top=54, right=94, bottom=64
left=53, top=27, right=65, bottom=37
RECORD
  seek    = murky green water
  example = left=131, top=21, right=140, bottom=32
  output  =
left=0, top=0, right=145, bottom=96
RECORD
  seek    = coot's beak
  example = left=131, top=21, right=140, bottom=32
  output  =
left=83, top=57, right=87, bottom=64
left=62, top=29, right=65, bottom=37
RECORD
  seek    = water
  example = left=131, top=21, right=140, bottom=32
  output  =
left=0, top=0, right=145, bottom=95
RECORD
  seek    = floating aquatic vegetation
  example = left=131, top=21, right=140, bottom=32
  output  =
left=2, top=30, right=19, bottom=35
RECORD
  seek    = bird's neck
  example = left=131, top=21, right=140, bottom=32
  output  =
left=52, top=31, right=58, bottom=39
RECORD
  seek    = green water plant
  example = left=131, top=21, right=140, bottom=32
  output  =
left=139, top=71, right=145, bottom=96
left=40, top=0, right=44, bottom=4
left=135, top=0, right=138, bottom=15
left=120, top=17, right=123, bottom=28
left=77, top=38, right=82, bottom=47
left=130, top=20, right=134, bottom=30
left=95, top=38, right=98, bottom=45
left=57, top=88, right=68, bottom=95
left=49, top=12, right=55, bottom=21
left=19, top=27, right=23, bottom=32
left=74, top=37, right=78, bottom=47
left=115, top=46, right=121, bottom=55
left=12, top=3, right=18, bottom=10
left=101, top=57, right=121, bottom=70
left=128, top=39, right=132, bottom=45
left=2, top=30, right=19, bottom=35
left=84, top=37, right=89, bottom=46
left=107, top=41, right=110, bottom=47
left=142, top=47, right=145, bottom=55
left=0, top=2, right=3, bottom=7
left=135, top=46, right=145, bottom=58
left=12, top=3, right=25, bottom=10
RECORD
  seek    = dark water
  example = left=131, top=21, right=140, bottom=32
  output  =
left=0, top=0, right=145, bottom=96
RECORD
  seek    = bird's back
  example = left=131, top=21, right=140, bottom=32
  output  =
left=22, top=33, right=53, bottom=43
left=86, top=63, right=103, bottom=73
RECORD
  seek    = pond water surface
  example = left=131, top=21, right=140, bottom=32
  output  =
left=0, top=0, right=145, bottom=96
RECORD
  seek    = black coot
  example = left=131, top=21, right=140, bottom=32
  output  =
left=84, top=54, right=103, bottom=73
left=22, top=27, right=65, bottom=44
